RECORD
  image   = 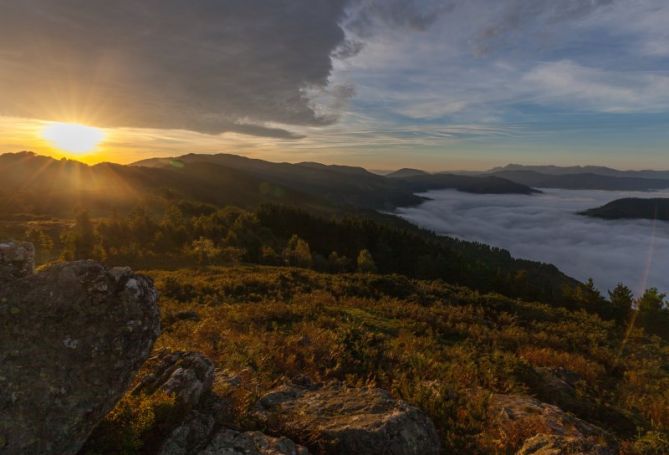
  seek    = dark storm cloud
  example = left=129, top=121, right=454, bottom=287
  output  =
left=0, top=0, right=350, bottom=137
left=396, top=189, right=669, bottom=295
left=0, top=0, right=623, bottom=138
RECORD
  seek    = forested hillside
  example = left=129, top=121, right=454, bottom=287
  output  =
left=0, top=151, right=539, bottom=217
left=2, top=201, right=580, bottom=306
left=582, top=198, right=669, bottom=221
left=134, top=153, right=537, bottom=208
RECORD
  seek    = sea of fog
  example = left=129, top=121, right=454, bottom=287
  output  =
left=395, top=188, right=669, bottom=295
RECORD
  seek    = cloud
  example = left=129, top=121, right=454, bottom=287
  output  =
left=581, top=0, right=669, bottom=57
left=474, top=0, right=615, bottom=54
left=396, top=189, right=669, bottom=295
left=0, top=0, right=351, bottom=137
left=344, top=0, right=455, bottom=38
left=522, top=60, right=669, bottom=113
left=1, top=0, right=667, bottom=156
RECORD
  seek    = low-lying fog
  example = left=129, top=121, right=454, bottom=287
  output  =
left=395, top=189, right=669, bottom=295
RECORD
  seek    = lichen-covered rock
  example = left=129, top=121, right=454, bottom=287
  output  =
left=488, top=394, right=618, bottom=455
left=0, top=258, right=160, bottom=455
left=134, top=350, right=215, bottom=409
left=0, top=241, right=34, bottom=279
left=157, top=411, right=217, bottom=455
left=254, top=381, right=440, bottom=455
left=526, top=367, right=637, bottom=437
left=517, top=434, right=616, bottom=455
left=198, top=429, right=310, bottom=455
left=146, top=366, right=309, bottom=455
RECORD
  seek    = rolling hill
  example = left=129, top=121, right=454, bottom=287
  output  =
left=134, top=153, right=537, bottom=210
left=0, top=151, right=537, bottom=219
left=0, top=152, right=331, bottom=218
left=581, top=198, right=669, bottom=221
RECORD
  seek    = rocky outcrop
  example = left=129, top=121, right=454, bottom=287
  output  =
left=198, top=429, right=310, bottom=455
left=159, top=414, right=311, bottom=455
left=0, top=241, right=34, bottom=279
left=526, top=367, right=637, bottom=437
left=0, top=246, right=160, bottom=455
left=134, top=350, right=215, bottom=410
left=127, top=351, right=309, bottom=455
left=517, top=434, right=616, bottom=455
left=488, top=393, right=618, bottom=455
left=254, top=380, right=441, bottom=455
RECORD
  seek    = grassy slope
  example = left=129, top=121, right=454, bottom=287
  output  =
left=83, top=265, right=669, bottom=454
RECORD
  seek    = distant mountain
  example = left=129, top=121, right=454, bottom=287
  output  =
left=581, top=198, right=669, bottom=221
left=489, top=170, right=669, bottom=191
left=134, top=153, right=425, bottom=210
left=387, top=167, right=536, bottom=195
left=0, top=152, right=537, bottom=218
left=400, top=173, right=539, bottom=195
left=490, top=164, right=669, bottom=180
left=386, top=168, right=429, bottom=178
left=0, top=152, right=330, bottom=217
left=134, top=153, right=537, bottom=208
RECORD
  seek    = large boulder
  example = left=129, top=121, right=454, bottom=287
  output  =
left=254, top=380, right=440, bottom=455
left=0, top=251, right=160, bottom=455
left=487, top=393, right=618, bottom=455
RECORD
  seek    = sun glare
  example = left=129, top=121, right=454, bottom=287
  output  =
left=41, top=122, right=106, bottom=154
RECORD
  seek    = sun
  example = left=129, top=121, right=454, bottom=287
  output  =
left=41, top=122, right=106, bottom=154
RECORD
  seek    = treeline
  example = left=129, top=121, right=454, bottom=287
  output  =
left=22, top=202, right=571, bottom=301
left=18, top=202, right=669, bottom=335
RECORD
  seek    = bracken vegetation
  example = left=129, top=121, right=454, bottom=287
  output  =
left=82, top=266, right=669, bottom=454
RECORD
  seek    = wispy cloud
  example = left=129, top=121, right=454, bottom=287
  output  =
left=523, top=60, right=669, bottom=113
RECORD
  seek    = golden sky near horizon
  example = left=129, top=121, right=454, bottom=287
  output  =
left=0, top=115, right=518, bottom=170
left=2, top=115, right=666, bottom=172
left=1, top=1, right=669, bottom=172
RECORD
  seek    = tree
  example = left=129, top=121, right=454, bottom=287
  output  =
left=62, top=210, right=98, bottom=260
left=191, top=237, right=220, bottom=265
left=260, top=246, right=281, bottom=265
left=607, top=283, right=634, bottom=322
left=637, top=288, right=668, bottom=338
left=283, top=235, right=312, bottom=268
left=356, top=249, right=377, bottom=274
left=25, top=227, right=54, bottom=263
left=573, top=278, right=604, bottom=307
left=328, top=251, right=350, bottom=273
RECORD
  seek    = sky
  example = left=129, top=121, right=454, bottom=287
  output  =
left=395, top=188, right=669, bottom=294
left=0, top=0, right=668, bottom=170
